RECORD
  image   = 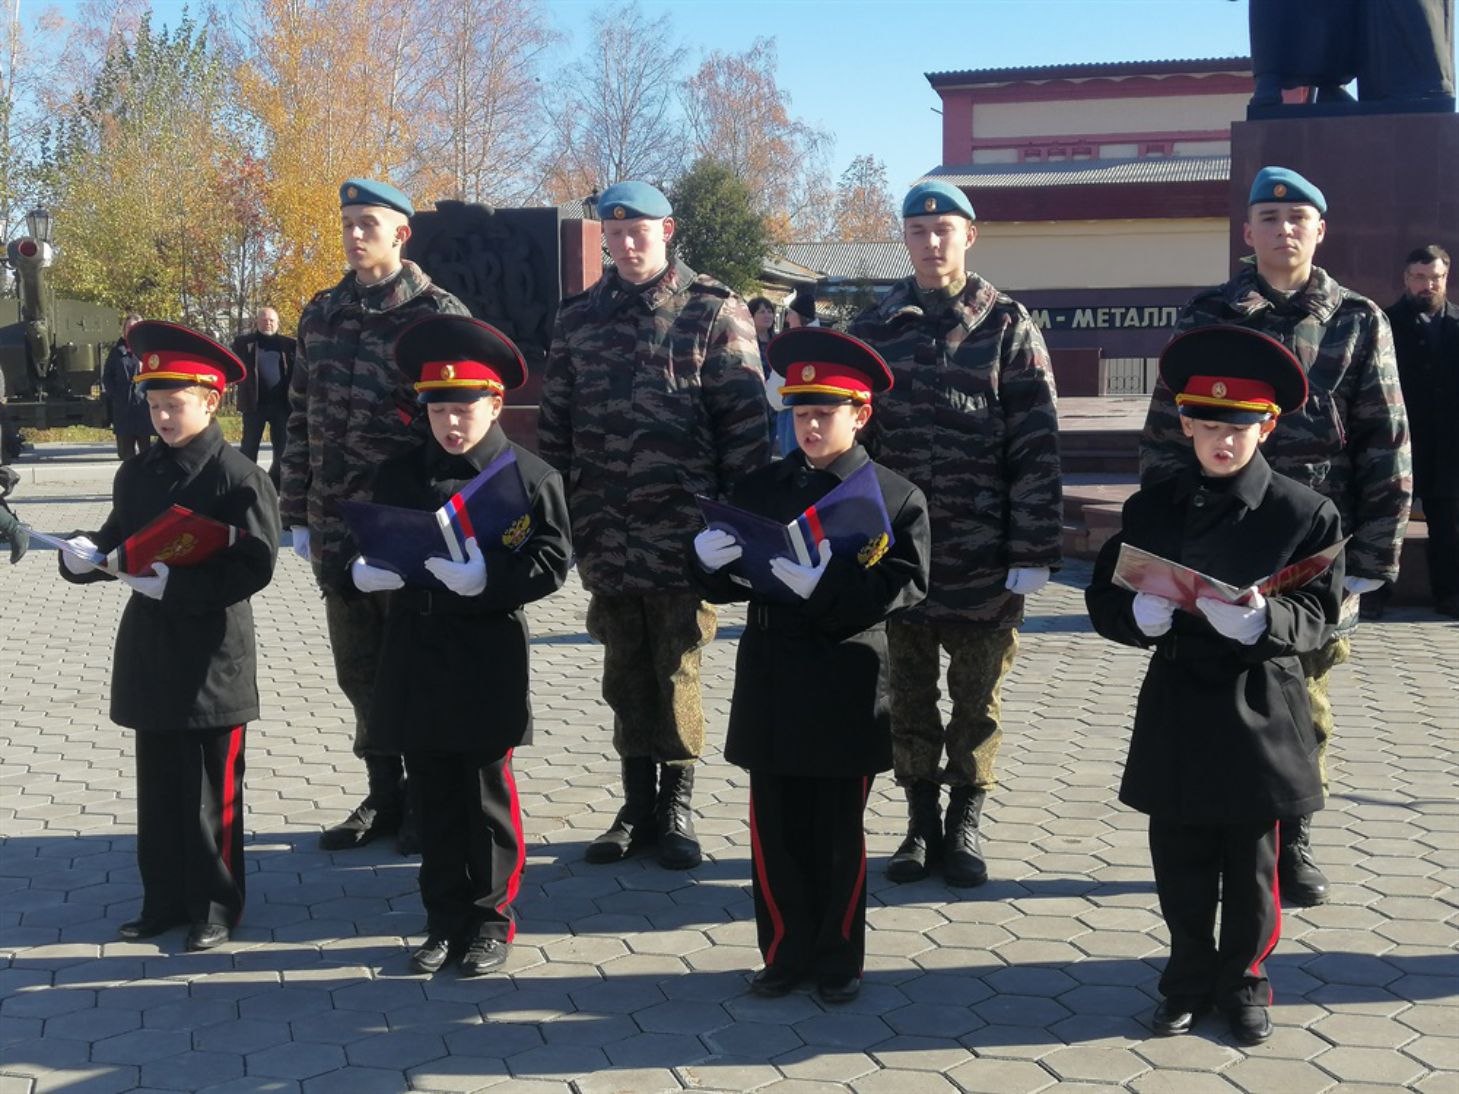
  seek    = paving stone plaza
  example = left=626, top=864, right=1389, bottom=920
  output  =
left=2, top=447, right=1456, bottom=1094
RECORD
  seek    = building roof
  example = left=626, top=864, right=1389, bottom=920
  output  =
left=926, top=57, right=1250, bottom=87
left=781, top=243, right=912, bottom=283
left=922, top=155, right=1231, bottom=190
left=761, top=254, right=824, bottom=284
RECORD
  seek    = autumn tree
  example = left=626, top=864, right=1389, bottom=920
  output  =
left=541, top=1, right=687, bottom=203
left=669, top=158, right=771, bottom=297
left=682, top=38, right=833, bottom=241
left=831, top=154, right=899, bottom=241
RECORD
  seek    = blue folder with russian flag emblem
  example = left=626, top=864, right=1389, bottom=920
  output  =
left=696, top=461, right=895, bottom=603
left=338, top=448, right=534, bottom=590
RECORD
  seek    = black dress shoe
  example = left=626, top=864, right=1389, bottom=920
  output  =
left=411, top=936, right=453, bottom=974
left=459, top=938, right=508, bottom=977
left=816, top=975, right=861, bottom=1004
left=749, top=965, right=800, bottom=997
left=1151, top=997, right=1206, bottom=1036
left=185, top=923, right=230, bottom=951
left=117, top=916, right=180, bottom=941
left=1228, top=1005, right=1273, bottom=1045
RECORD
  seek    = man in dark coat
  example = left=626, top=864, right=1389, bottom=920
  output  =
left=537, top=180, right=771, bottom=871
left=59, top=321, right=279, bottom=952
left=1387, top=244, right=1459, bottom=616
left=690, top=327, right=930, bottom=1005
left=848, top=180, right=1062, bottom=889
left=1141, top=166, right=1411, bottom=907
left=100, top=313, right=155, bottom=459
left=348, top=315, right=571, bottom=977
left=1088, top=326, right=1344, bottom=1046
left=232, top=306, right=297, bottom=491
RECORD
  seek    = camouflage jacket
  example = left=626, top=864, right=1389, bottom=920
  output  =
left=537, top=259, right=771, bottom=596
left=1140, top=263, right=1412, bottom=582
left=279, top=260, right=469, bottom=591
left=849, top=274, right=1063, bottom=627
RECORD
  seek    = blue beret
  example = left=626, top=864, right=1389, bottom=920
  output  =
left=599, top=181, right=672, bottom=221
left=902, top=180, right=975, bottom=221
left=340, top=178, right=414, bottom=218
left=1248, top=167, right=1326, bottom=214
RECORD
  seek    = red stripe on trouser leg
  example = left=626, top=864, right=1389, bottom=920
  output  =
left=496, top=750, right=526, bottom=943
left=749, top=789, right=786, bottom=966
left=840, top=776, right=870, bottom=941
left=1251, top=823, right=1282, bottom=1005
left=219, top=725, right=244, bottom=877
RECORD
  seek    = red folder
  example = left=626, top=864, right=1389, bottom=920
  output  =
left=106, top=505, right=245, bottom=575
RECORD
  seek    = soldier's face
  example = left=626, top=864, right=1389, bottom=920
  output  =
left=1180, top=414, right=1274, bottom=477
left=428, top=396, right=502, bottom=454
left=341, top=206, right=409, bottom=275
left=604, top=216, right=673, bottom=284
left=1244, top=203, right=1325, bottom=274
left=903, top=215, right=976, bottom=286
left=1404, top=260, right=1448, bottom=311
left=792, top=401, right=872, bottom=468
left=148, top=386, right=220, bottom=448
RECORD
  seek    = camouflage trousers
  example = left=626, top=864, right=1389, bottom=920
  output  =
left=323, top=591, right=390, bottom=758
left=887, top=621, right=1020, bottom=790
left=1298, top=633, right=1350, bottom=792
left=585, top=592, right=717, bottom=766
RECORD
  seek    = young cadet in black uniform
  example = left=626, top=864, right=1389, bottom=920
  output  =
left=689, top=328, right=930, bottom=1005
left=347, top=315, right=571, bottom=976
left=1086, top=326, right=1344, bottom=1045
left=59, top=322, right=280, bottom=951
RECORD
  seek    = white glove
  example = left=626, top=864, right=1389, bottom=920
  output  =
left=350, top=555, right=404, bottom=594
left=119, top=562, right=170, bottom=601
left=1343, top=576, right=1384, bottom=596
left=1005, top=566, right=1050, bottom=596
left=62, top=535, right=102, bottom=575
left=424, top=536, right=487, bottom=597
left=1132, top=592, right=1177, bottom=638
left=1197, top=588, right=1268, bottom=645
left=291, top=527, right=311, bottom=561
left=694, top=528, right=742, bottom=572
left=770, top=540, right=831, bottom=600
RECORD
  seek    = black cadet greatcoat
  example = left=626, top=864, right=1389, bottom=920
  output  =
left=60, top=420, right=280, bottom=731
left=690, top=445, right=931, bottom=777
left=1085, top=451, right=1344, bottom=824
left=362, top=424, right=571, bottom=757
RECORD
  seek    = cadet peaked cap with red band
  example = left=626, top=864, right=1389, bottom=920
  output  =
left=394, top=314, right=527, bottom=403
left=769, top=327, right=894, bottom=405
left=1161, top=325, right=1308, bottom=424
left=128, top=321, right=246, bottom=392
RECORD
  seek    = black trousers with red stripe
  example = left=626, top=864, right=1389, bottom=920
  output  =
left=1148, top=817, right=1281, bottom=1009
left=404, top=750, right=524, bottom=943
left=749, top=771, right=871, bottom=980
left=134, top=725, right=246, bottom=928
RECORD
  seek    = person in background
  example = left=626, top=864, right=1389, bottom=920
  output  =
left=233, top=306, right=297, bottom=491
left=100, top=313, right=155, bottom=460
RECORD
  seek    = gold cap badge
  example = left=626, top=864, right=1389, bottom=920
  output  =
left=924, top=197, right=937, bottom=212
left=613, top=205, right=626, bottom=219
left=146, top=354, right=160, bottom=370
left=346, top=185, right=359, bottom=199
left=1272, top=183, right=1288, bottom=198
left=440, top=364, right=456, bottom=381
left=800, top=365, right=816, bottom=382
left=1211, top=381, right=1228, bottom=399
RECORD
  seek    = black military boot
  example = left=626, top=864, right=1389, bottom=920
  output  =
left=886, top=780, right=943, bottom=883
left=943, top=786, right=989, bottom=888
left=655, top=763, right=703, bottom=871
left=1279, top=815, right=1329, bottom=906
left=0, top=501, right=27, bottom=564
left=319, top=754, right=404, bottom=851
left=585, top=757, right=658, bottom=864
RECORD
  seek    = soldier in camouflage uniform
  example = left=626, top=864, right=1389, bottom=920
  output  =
left=1140, top=166, right=1411, bottom=907
left=280, top=178, right=470, bottom=854
left=537, top=181, right=770, bottom=871
left=849, top=180, right=1063, bottom=889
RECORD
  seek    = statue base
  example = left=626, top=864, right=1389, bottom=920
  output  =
left=1247, top=96, right=1456, bottom=120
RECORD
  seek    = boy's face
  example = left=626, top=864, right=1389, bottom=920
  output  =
left=428, top=396, right=502, bottom=455
left=604, top=216, right=673, bottom=285
left=902, top=214, right=976, bottom=286
left=792, top=401, right=872, bottom=469
left=341, top=205, right=408, bottom=274
left=147, top=386, right=218, bottom=447
left=1243, top=202, right=1325, bottom=279
left=1180, top=415, right=1273, bottom=477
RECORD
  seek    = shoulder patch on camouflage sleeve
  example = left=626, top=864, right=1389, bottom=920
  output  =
left=688, top=276, right=733, bottom=299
